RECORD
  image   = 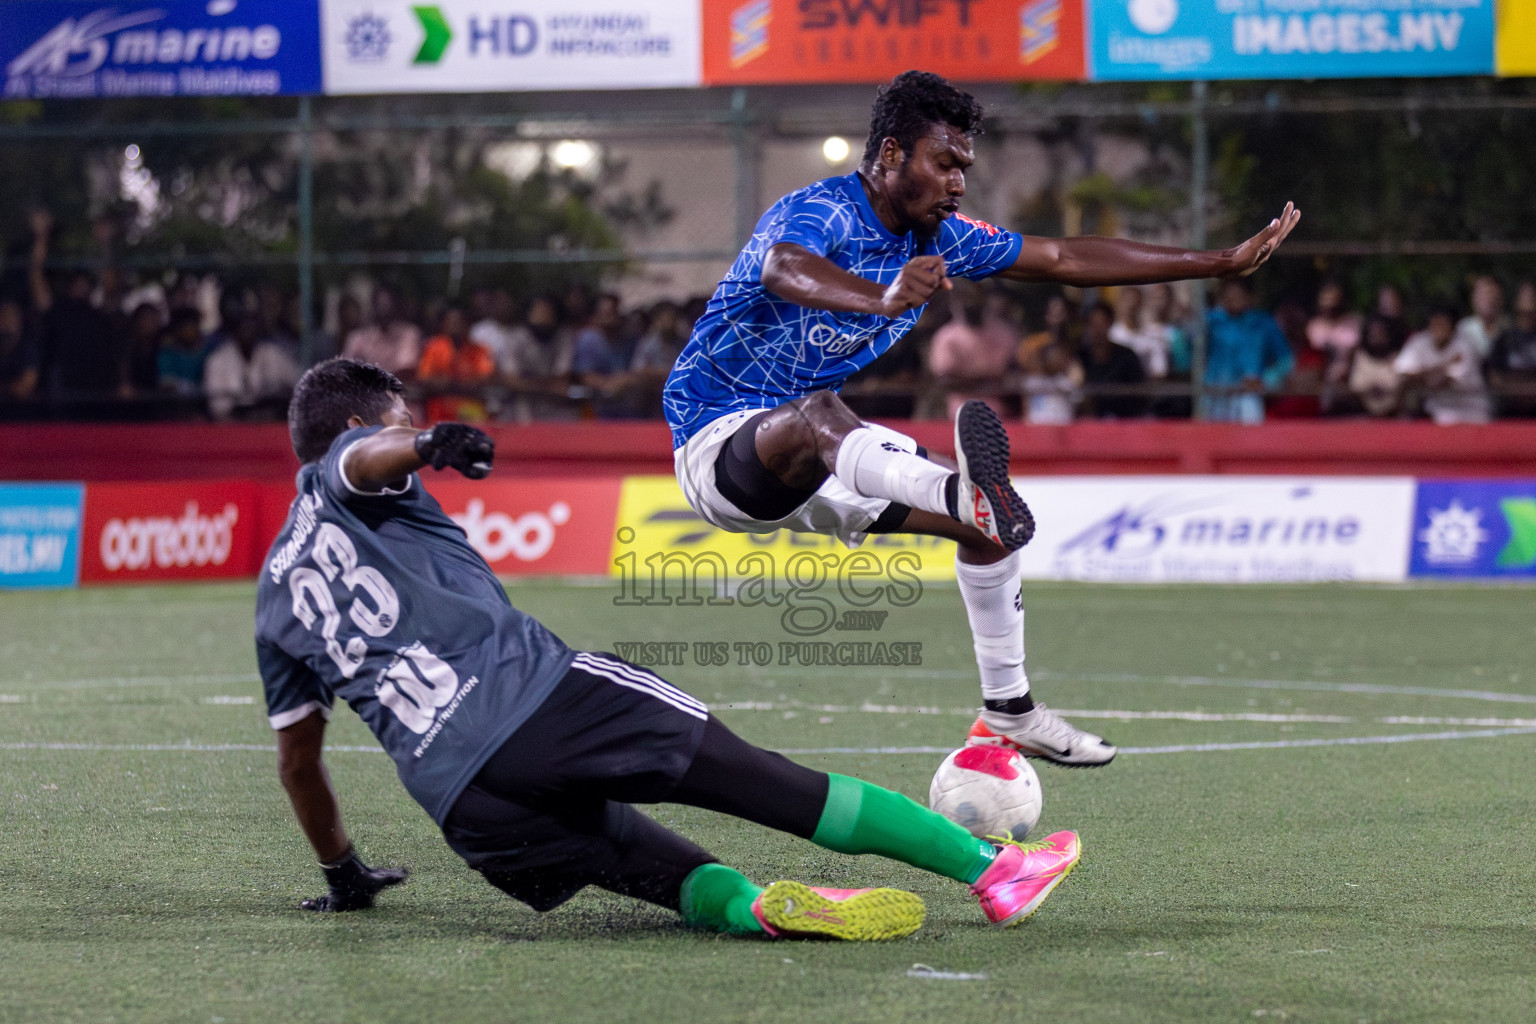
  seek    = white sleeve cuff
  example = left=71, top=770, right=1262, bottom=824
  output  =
left=338, top=438, right=415, bottom=497
left=268, top=700, right=333, bottom=731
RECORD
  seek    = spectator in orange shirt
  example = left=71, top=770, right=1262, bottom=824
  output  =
left=417, top=304, right=495, bottom=422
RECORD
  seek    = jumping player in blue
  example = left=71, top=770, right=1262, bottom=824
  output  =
left=257, top=358, right=1088, bottom=937
left=665, top=71, right=1300, bottom=767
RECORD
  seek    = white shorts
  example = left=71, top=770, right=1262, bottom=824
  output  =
left=673, top=408, right=920, bottom=547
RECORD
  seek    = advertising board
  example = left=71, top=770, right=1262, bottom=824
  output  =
left=1408, top=479, right=1536, bottom=578
left=1, top=0, right=321, bottom=99
left=321, top=0, right=701, bottom=93
left=0, top=483, right=84, bottom=589
left=80, top=482, right=261, bottom=584
left=426, top=478, right=621, bottom=576
left=1088, top=0, right=1494, bottom=81
left=702, top=0, right=1086, bottom=84
left=1011, top=476, right=1416, bottom=582
left=1496, top=0, right=1536, bottom=75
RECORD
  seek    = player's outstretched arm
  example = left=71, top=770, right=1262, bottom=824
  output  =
left=342, top=422, right=495, bottom=492
left=761, top=242, right=951, bottom=318
left=1001, top=203, right=1300, bottom=286
left=276, top=712, right=407, bottom=912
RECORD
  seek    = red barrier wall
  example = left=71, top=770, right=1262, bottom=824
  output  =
left=4, top=420, right=1536, bottom=481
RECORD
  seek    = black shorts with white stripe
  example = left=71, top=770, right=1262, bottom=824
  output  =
left=440, top=651, right=713, bottom=911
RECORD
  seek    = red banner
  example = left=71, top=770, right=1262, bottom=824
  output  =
left=702, top=0, right=1084, bottom=85
left=81, top=482, right=261, bottom=584
left=424, top=478, right=620, bottom=576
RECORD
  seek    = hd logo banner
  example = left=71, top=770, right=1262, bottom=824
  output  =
left=1088, top=0, right=1494, bottom=81
left=0, top=1, right=321, bottom=99
left=1409, top=480, right=1536, bottom=578
left=321, top=0, right=702, bottom=93
left=702, top=0, right=1086, bottom=85
left=0, top=484, right=84, bottom=589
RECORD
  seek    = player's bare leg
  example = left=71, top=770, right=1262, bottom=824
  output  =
left=744, top=392, right=1115, bottom=768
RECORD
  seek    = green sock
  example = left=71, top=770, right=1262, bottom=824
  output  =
left=811, top=773, right=996, bottom=885
left=678, top=863, right=766, bottom=934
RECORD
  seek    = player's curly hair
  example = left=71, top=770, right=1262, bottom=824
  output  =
left=288, top=357, right=406, bottom=464
left=862, top=71, right=984, bottom=167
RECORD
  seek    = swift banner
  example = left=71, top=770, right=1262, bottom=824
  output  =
left=702, top=0, right=1086, bottom=85
left=1088, top=0, right=1494, bottom=81
left=320, top=0, right=702, bottom=94
left=0, top=1, right=321, bottom=99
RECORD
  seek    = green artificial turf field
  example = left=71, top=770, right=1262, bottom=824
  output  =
left=2, top=580, right=1533, bottom=1024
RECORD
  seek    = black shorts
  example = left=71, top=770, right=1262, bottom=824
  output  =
left=440, top=651, right=713, bottom=912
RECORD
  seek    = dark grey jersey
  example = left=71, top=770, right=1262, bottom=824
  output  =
left=255, top=426, right=573, bottom=823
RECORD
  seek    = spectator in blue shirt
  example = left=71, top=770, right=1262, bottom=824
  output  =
left=1204, top=279, right=1293, bottom=424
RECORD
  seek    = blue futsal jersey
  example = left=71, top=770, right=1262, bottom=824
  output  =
left=255, top=426, right=573, bottom=824
left=663, top=172, right=1024, bottom=447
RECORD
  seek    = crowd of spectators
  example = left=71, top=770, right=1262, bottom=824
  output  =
left=4, top=207, right=1536, bottom=426
left=913, top=273, right=1536, bottom=425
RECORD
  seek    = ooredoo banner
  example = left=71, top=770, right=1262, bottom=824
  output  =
left=1, top=0, right=321, bottom=99
left=1012, top=476, right=1416, bottom=583
left=703, top=0, right=1086, bottom=85
left=426, top=478, right=620, bottom=575
left=320, top=0, right=702, bottom=93
left=0, top=483, right=83, bottom=589
left=80, top=482, right=260, bottom=584
left=1088, top=0, right=1494, bottom=81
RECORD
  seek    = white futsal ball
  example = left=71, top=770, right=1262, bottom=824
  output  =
left=929, top=745, right=1043, bottom=840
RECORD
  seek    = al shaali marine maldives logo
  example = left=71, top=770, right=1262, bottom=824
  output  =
left=1417, top=499, right=1488, bottom=564
left=345, top=6, right=452, bottom=65
left=344, top=12, right=391, bottom=61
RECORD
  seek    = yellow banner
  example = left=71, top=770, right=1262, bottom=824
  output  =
left=1498, top=0, right=1536, bottom=76
left=608, top=476, right=960, bottom=599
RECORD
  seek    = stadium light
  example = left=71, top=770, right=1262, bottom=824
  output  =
left=550, top=139, right=597, bottom=171
left=822, top=136, right=851, bottom=166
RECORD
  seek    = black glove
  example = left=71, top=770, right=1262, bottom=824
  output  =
left=414, top=423, right=494, bottom=479
left=301, top=846, right=409, bottom=912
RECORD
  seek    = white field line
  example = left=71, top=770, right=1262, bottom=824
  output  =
left=1, top=672, right=260, bottom=692
left=856, top=669, right=1536, bottom=706
left=6, top=727, right=1536, bottom=759
left=714, top=702, right=1536, bottom=729
left=9, top=669, right=1536, bottom=707
left=716, top=701, right=1353, bottom=724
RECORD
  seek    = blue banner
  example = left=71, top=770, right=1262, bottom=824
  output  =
left=1, top=1, right=321, bottom=99
left=1409, top=479, right=1536, bottom=578
left=0, top=484, right=84, bottom=589
left=1089, top=0, right=1495, bottom=81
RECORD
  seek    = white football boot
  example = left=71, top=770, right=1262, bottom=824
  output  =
left=968, top=703, right=1118, bottom=768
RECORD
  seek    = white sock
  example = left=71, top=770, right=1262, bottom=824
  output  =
left=955, top=552, right=1029, bottom=702
left=833, top=427, right=954, bottom=517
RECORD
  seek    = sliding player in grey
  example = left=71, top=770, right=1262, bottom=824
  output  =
left=255, top=357, right=1084, bottom=937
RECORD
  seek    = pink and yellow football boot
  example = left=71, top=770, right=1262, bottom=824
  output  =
left=971, top=830, right=1081, bottom=927
left=751, top=881, right=925, bottom=941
